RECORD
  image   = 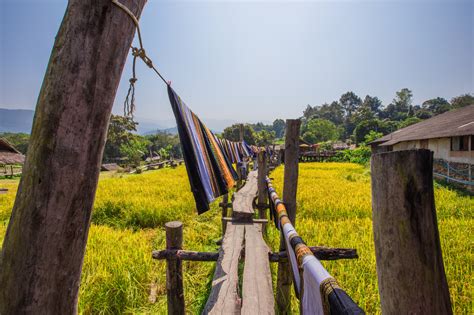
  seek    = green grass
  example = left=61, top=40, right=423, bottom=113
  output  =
left=0, top=163, right=472, bottom=314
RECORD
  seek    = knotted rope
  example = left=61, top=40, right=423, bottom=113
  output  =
left=112, top=0, right=169, bottom=118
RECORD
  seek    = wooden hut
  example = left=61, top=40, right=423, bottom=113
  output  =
left=0, top=138, right=25, bottom=176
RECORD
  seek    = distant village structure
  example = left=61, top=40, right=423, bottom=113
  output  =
left=0, top=138, right=25, bottom=177
left=371, top=105, right=474, bottom=188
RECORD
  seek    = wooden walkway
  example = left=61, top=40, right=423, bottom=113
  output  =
left=203, top=170, right=274, bottom=315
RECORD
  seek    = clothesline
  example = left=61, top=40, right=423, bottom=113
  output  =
left=266, top=177, right=364, bottom=315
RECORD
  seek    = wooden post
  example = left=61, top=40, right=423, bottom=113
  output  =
left=371, top=149, right=452, bottom=314
left=0, top=1, right=147, bottom=313
left=257, top=150, right=268, bottom=225
left=276, top=119, right=300, bottom=314
left=165, top=221, right=185, bottom=315
left=221, top=194, right=229, bottom=235
left=239, top=123, right=244, bottom=142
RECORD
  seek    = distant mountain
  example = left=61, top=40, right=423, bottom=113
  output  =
left=143, top=127, right=178, bottom=135
left=0, top=108, right=235, bottom=136
left=0, top=108, right=35, bottom=133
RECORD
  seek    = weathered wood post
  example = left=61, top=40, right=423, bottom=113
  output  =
left=371, top=149, right=452, bottom=315
left=220, top=194, right=229, bottom=235
left=0, top=1, right=147, bottom=313
left=257, top=150, right=268, bottom=227
left=165, top=221, right=185, bottom=315
left=276, top=119, right=300, bottom=314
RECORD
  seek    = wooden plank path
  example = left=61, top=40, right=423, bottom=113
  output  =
left=232, top=170, right=258, bottom=220
left=204, top=170, right=275, bottom=315
left=242, top=224, right=274, bottom=315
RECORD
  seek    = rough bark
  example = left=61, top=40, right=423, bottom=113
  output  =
left=165, top=221, right=185, bottom=315
left=0, top=1, right=146, bottom=313
left=371, top=149, right=452, bottom=315
left=276, top=119, right=300, bottom=314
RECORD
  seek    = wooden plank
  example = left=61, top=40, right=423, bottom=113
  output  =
left=203, top=222, right=245, bottom=315
left=242, top=224, right=274, bottom=315
left=232, top=170, right=258, bottom=220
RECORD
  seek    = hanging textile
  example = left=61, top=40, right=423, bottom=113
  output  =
left=266, top=177, right=364, bottom=315
left=168, top=86, right=237, bottom=214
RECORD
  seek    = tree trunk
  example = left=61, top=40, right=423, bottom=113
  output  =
left=0, top=0, right=147, bottom=313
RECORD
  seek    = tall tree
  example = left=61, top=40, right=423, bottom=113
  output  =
left=422, top=97, right=451, bottom=115
left=103, top=115, right=139, bottom=162
left=339, top=91, right=362, bottom=118
left=272, top=119, right=285, bottom=138
left=301, top=118, right=340, bottom=144
left=0, top=1, right=147, bottom=313
left=222, top=124, right=256, bottom=144
left=393, top=88, right=413, bottom=114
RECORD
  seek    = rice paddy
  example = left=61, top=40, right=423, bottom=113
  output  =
left=0, top=163, right=472, bottom=314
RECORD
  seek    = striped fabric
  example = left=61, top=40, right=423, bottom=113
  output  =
left=266, top=177, right=364, bottom=315
left=168, top=86, right=237, bottom=214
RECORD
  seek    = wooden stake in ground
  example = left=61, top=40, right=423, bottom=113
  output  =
left=371, top=149, right=452, bottom=315
left=276, top=119, right=300, bottom=314
left=0, top=1, right=147, bottom=313
left=165, top=221, right=185, bottom=315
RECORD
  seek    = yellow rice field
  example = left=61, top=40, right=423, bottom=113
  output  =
left=0, top=163, right=472, bottom=314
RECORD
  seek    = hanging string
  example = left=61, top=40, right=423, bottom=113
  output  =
left=111, top=0, right=169, bottom=118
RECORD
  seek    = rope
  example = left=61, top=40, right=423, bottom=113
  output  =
left=111, top=0, right=169, bottom=118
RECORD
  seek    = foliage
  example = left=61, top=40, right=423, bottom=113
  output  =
left=222, top=124, right=256, bottom=144
left=0, top=132, right=30, bottom=153
left=0, top=163, right=472, bottom=314
left=104, top=115, right=139, bottom=162
left=145, top=132, right=182, bottom=160
left=363, top=130, right=383, bottom=144
left=398, top=116, right=422, bottom=128
left=301, top=90, right=471, bottom=146
left=450, top=93, right=474, bottom=109
left=254, top=130, right=276, bottom=146
left=301, top=118, right=340, bottom=144
left=119, top=137, right=149, bottom=167
left=331, top=146, right=372, bottom=165
left=422, top=97, right=451, bottom=115
left=272, top=119, right=286, bottom=138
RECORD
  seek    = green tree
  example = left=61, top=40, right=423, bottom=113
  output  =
left=301, top=118, right=340, bottom=144
left=272, top=119, right=285, bottom=138
left=145, top=132, right=182, bottom=159
left=339, top=91, right=362, bottom=117
left=364, top=130, right=383, bottom=144
left=398, top=116, right=422, bottom=128
left=222, top=124, right=256, bottom=144
left=119, top=136, right=149, bottom=167
left=254, top=130, right=276, bottom=146
left=422, top=97, right=451, bottom=114
left=353, top=119, right=384, bottom=145
left=450, top=94, right=474, bottom=109
left=104, top=115, right=138, bottom=162
left=394, top=88, right=413, bottom=111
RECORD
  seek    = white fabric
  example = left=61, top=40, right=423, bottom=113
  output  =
left=282, top=223, right=301, bottom=291
left=301, top=255, right=331, bottom=315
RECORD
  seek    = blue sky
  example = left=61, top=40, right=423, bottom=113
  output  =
left=0, top=0, right=472, bottom=127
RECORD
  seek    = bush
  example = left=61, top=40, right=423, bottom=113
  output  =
left=331, top=145, right=371, bottom=165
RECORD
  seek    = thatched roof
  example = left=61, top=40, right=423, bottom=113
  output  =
left=372, top=105, right=474, bottom=146
left=0, top=138, right=25, bottom=165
